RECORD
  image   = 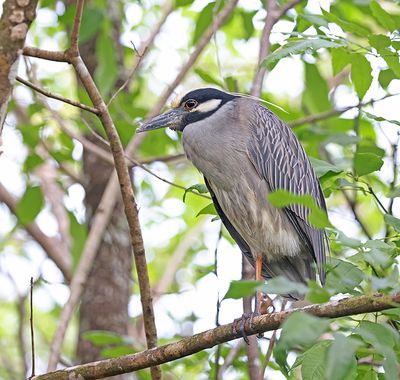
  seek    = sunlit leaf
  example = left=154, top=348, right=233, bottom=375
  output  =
left=183, top=183, right=209, bottom=202
left=196, top=203, right=217, bottom=217
left=262, top=39, right=343, bottom=69
left=331, top=47, right=351, bottom=75
left=370, top=1, right=396, bottom=32
left=351, top=54, right=372, bottom=100
left=354, top=152, right=383, bottom=176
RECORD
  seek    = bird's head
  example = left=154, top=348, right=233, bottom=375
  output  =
left=136, top=88, right=237, bottom=133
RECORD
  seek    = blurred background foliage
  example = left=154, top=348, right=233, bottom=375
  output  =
left=0, top=0, right=399, bottom=379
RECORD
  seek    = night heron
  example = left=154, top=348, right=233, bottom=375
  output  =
left=137, top=88, right=328, bottom=322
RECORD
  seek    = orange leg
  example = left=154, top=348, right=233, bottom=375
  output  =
left=255, top=256, right=263, bottom=315
left=256, top=255, right=274, bottom=315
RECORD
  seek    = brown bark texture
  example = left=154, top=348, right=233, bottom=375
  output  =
left=0, top=0, right=39, bottom=138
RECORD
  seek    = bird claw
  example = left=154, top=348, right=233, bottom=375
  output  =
left=232, top=312, right=261, bottom=344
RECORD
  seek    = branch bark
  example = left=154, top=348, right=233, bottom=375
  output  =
left=0, top=0, right=39, bottom=148
left=31, top=293, right=400, bottom=380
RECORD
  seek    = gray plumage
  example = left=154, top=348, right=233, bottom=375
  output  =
left=137, top=88, right=328, bottom=298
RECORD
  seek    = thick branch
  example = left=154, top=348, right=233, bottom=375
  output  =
left=0, top=183, right=72, bottom=281
left=31, top=293, right=400, bottom=380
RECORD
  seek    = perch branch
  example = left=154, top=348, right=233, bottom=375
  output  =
left=32, top=293, right=400, bottom=380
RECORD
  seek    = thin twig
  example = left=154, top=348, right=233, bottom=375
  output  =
left=388, top=137, right=399, bottom=215
left=367, top=184, right=389, bottom=214
left=31, top=293, right=400, bottom=380
left=127, top=0, right=239, bottom=156
left=288, top=93, right=400, bottom=128
left=107, top=2, right=173, bottom=107
left=217, top=340, right=244, bottom=379
left=16, top=76, right=99, bottom=114
left=261, top=300, right=286, bottom=377
left=29, top=277, right=35, bottom=379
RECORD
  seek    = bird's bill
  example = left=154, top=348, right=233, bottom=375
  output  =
left=136, top=108, right=185, bottom=133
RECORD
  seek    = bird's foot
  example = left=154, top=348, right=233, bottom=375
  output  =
left=232, top=311, right=260, bottom=344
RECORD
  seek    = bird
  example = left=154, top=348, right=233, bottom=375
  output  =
left=137, top=87, right=328, bottom=322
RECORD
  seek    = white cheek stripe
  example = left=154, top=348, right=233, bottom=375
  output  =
left=195, top=99, right=222, bottom=113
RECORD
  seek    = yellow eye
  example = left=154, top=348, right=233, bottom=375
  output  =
left=184, top=99, right=198, bottom=110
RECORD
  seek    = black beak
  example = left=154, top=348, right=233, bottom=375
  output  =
left=136, top=108, right=185, bottom=133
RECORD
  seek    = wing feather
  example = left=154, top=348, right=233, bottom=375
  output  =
left=247, top=104, right=328, bottom=283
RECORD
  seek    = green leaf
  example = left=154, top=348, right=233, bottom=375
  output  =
left=95, top=32, right=118, bottom=97
left=223, top=280, right=261, bottom=300
left=79, top=8, right=103, bottom=43
left=260, top=276, right=308, bottom=297
left=382, top=49, right=400, bottom=77
left=357, top=321, right=398, bottom=348
left=354, top=152, right=384, bottom=176
left=384, top=214, right=400, bottom=232
left=69, top=212, right=87, bottom=268
left=301, top=341, right=331, bottom=380
left=322, top=10, right=370, bottom=36
left=331, top=47, right=351, bottom=75
left=303, top=63, right=330, bottom=113
left=378, top=69, right=396, bottom=89
left=240, top=10, right=256, bottom=40
left=193, top=2, right=218, bottom=45
left=196, top=203, right=217, bottom=217
left=267, top=190, right=331, bottom=229
left=309, top=157, right=343, bottom=178
left=336, top=231, right=361, bottom=249
left=174, top=0, right=193, bottom=7
left=368, top=34, right=391, bottom=51
left=370, top=1, right=396, bottom=32
left=363, top=111, right=400, bottom=127
left=262, top=39, right=343, bottom=70
left=82, top=330, right=127, bottom=346
left=275, top=313, right=330, bottom=373
left=351, top=54, right=372, bottom=100
left=100, top=345, right=136, bottom=358
left=194, top=68, right=222, bottom=87
left=15, top=186, right=44, bottom=224
left=325, top=259, right=364, bottom=294
left=183, top=183, right=209, bottom=202
left=326, top=333, right=362, bottom=380
left=306, top=281, right=331, bottom=304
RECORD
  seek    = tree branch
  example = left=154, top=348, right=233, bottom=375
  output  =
left=46, top=3, right=161, bottom=378
left=251, top=0, right=303, bottom=98
left=16, top=76, right=99, bottom=114
left=0, top=183, right=72, bottom=281
left=31, top=293, right=400, bottom=380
